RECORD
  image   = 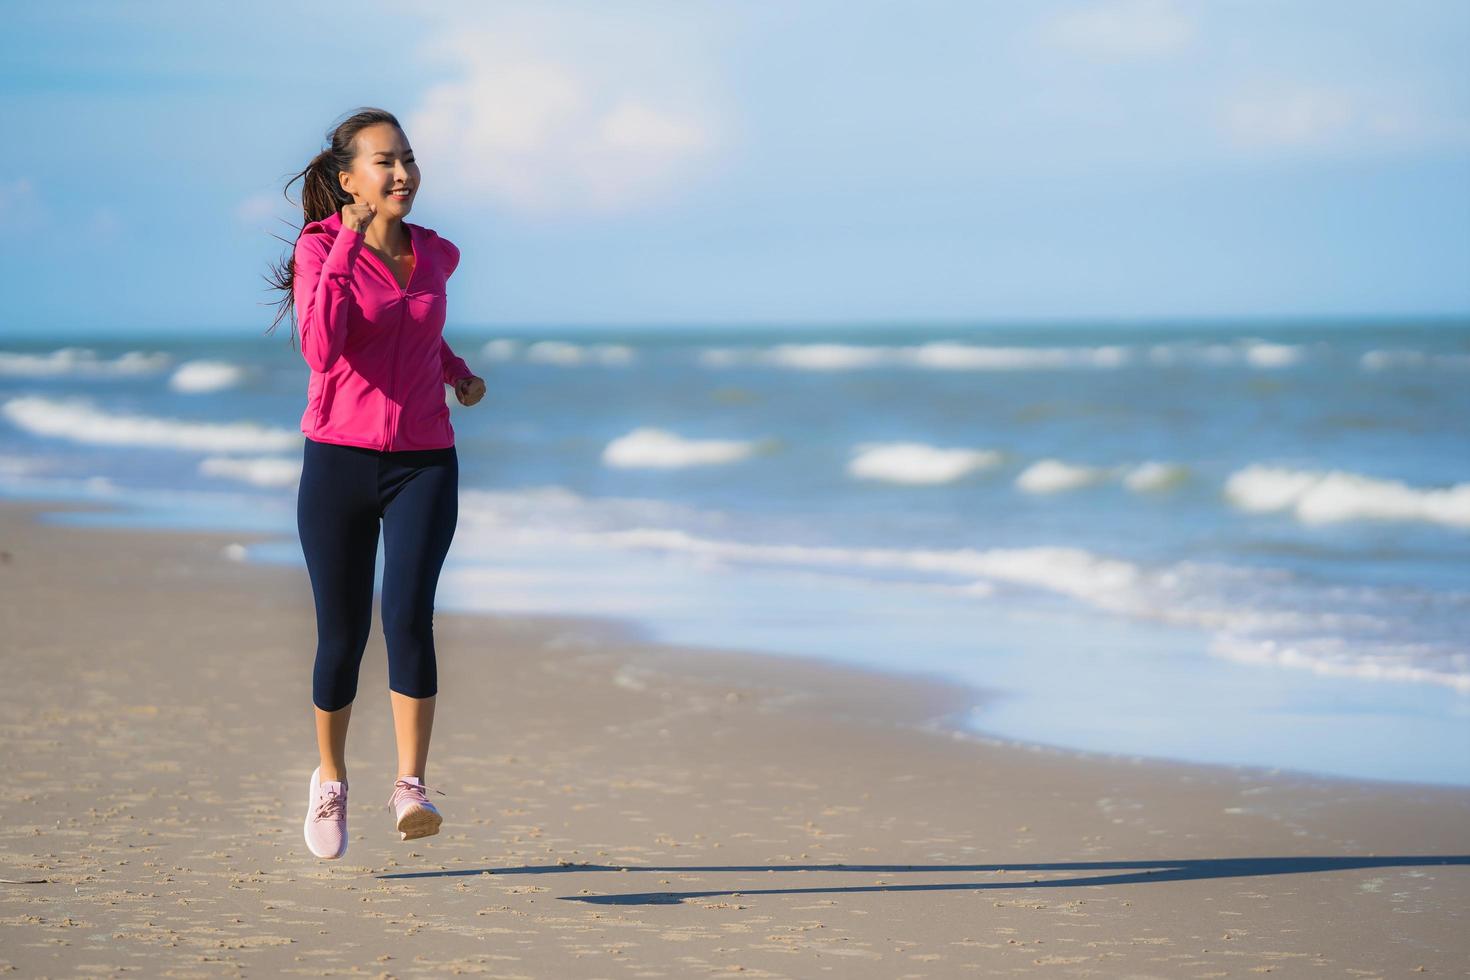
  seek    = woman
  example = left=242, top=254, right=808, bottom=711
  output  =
left=266, top=107, right=485, bottom=860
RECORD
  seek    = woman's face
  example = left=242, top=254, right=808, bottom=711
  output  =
left=339, top=122, right=420, bottom=215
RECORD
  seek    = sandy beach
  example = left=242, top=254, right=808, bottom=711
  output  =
left=1, top=495, right=1467, bottom=978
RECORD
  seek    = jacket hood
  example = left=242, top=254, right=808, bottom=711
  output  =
left=301, top=209, right=349, bottom=239
left=299, top=210, right=441, bottom=253
left=298, top=209, right=332, bottom=238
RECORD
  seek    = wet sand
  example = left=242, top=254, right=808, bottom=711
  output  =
left=1, top=496, right=1467, bottom=977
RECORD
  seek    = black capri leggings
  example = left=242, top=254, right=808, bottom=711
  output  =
left=297, top=435, right=458, bottom=711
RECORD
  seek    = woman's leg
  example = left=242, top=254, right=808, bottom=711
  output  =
left=297, top=438, right=381, bottom=782
left=378, top=446, right=459, bottom=781
left=389, top=689, right=435, bottom=782
left=311, top=702, right=352, bottom=783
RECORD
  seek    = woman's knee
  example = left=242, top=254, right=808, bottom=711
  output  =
left=313, top=632, right=368, bottom=689
left=382, top=607, right=438, bottom=692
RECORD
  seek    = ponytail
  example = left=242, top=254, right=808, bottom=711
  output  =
left=261, top=107, right=404, bottom=343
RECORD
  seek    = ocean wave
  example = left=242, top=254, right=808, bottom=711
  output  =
left=1016, top=459, right=1111, bottom=493
left=0, top=347, right=170, bottom=377
left=523, top=340, right=636, bottom=366
left=0, top=453, right=52, bottom=477
left=700, top=342, right=1132, bottom=371
left=1360, top=348, right=1470, bottom=371
left=479, top=339, right=520, bottom=361
left=198, top=454, right=301, bottom=488
left=1210, top=634, right=1470, bottom=693
left=847, top=442, right=1003, bottom=485
left=325, top=336, right=1470, bottom=375
left=1, top=395, right=301, bottom=453
left=602, top=427, right=761, bottom=468
left=449, top=485, right=1470, bottom=692
left=170, top=360, right=246, bottom=393
left=469, top=338, right=635, bottom=366
left=1123, top=461, right=1190, bottom=491
left=696, top=338, right=1325, bottom=372
left=1016, top=458, right=1189, bottom=494
left=1145, top=339, right=1314, bottom=368
left=1224, top=464, right=1470, bottom=529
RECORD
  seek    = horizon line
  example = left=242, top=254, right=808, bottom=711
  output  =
left=10, top=310, right=1470, bottom=342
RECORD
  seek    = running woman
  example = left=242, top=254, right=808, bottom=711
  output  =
left=266, top=108, right=485, bottom=860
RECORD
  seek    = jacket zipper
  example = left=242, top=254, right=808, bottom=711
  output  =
left=383, top=301, right=403, bottom=451
left=368, top=229, right=414, bottom=452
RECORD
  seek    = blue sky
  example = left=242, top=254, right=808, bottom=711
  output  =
left=3, top=0, right=1468, bottom=336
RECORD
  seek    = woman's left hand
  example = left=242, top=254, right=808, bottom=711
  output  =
left=454, top=376, right=486, bottom=406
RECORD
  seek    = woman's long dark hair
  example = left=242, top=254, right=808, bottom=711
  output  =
left=262, top=107, right=404, bottom=341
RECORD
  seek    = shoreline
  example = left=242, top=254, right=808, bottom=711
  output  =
left=2, top=493, right=1468, bottom=976
left=14, top=489, right=1464, bottom=795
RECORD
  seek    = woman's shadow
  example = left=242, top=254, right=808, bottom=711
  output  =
left=377, top=854, right=1470, bottom=905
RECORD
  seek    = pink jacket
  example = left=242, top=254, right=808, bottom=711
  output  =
left=294, top=210, right=475, bottom=452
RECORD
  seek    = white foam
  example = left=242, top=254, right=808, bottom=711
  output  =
left=1360, top=348, right=1470, bottom=371
left=909, top=342, right=1131, bottom=370
left=524, top=340, right=636, bottom=366
left=1224, top=464, right=1470, bottom=528
left=766, top=343, right=893, bottom=370
left=455, top=486, right=1145, bottom=604
left=697, top=338, right=1327, bottom=372
left=585, top=528, right=1143, bottom=602
left=1147, top=338, right=1308, bottom=368
left=602, top=427, right=758, bottom=468
left=444, top=485, right=1469, bottom=692
left=1123, top=461, right=1189, bottom=492
left=699, top=347, right=743, bottom=368
left=170, top=360, right=246, bottom=393
left=1019, top=459, right=1189, bottom=494
left=593, top=525, right=1468, bottom=690
left=0, top=453, right=51, bottom=477
left=1, top=395, right=301, bottom=453
left=839, top=452, right=1189, bottom=495
left=1243, top=341, right=1303, bottom=368
left=1211, top=635, right=1470, bottom=693
left=1147, top=342, right=1237, bottom=365
left=700, top=342, right=1135, bottom=371
left=0, top=472, right=121, bottom=497
left=847, top=442, right=1002, bottom=485
left=952, top=545, right=1145, bottom=600
left=198, top=455, right=302, bottom=488
left=479, top=339, right=520, bottom=361
left=0, top=347, right=170, bottom=377
left=1016, top=459, right=1112, bottom=493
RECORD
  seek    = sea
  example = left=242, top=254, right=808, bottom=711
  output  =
left=3, top=317, right=1467, bottom=786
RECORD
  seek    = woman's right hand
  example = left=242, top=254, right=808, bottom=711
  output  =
left=341, top=202, right=377, bottom=233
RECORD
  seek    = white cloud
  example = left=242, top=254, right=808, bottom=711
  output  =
left=599, top=99, right=709, bottom=153
left=86, top=206, right=123, bottom=240
left=1218, top=80, right=1467, bottom=153
left=1038, top=0, right=1195, bottom=59
left=1222, top=84, right=1355, bottom=149
left=234, top=188, right=301, bottom=237
left=0, top=177, right=48, bottom=232
left=400, top=5, right=728, bottom=218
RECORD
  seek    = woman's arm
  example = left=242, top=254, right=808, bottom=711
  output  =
left=436, top=233, right=473, bottom=384
left=294, top=223, right=365, bottom=372
left=440, top=338, right=474, bottom=385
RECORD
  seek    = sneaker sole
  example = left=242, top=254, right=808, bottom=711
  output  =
left=396, top=804, right=442, bottom=841
left=304, top=767, right=348, bottom=860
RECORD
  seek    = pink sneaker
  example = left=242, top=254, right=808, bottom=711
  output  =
left=303, top=766, right=349, bottom=860
left=385, top=775, right=446, bottom=841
